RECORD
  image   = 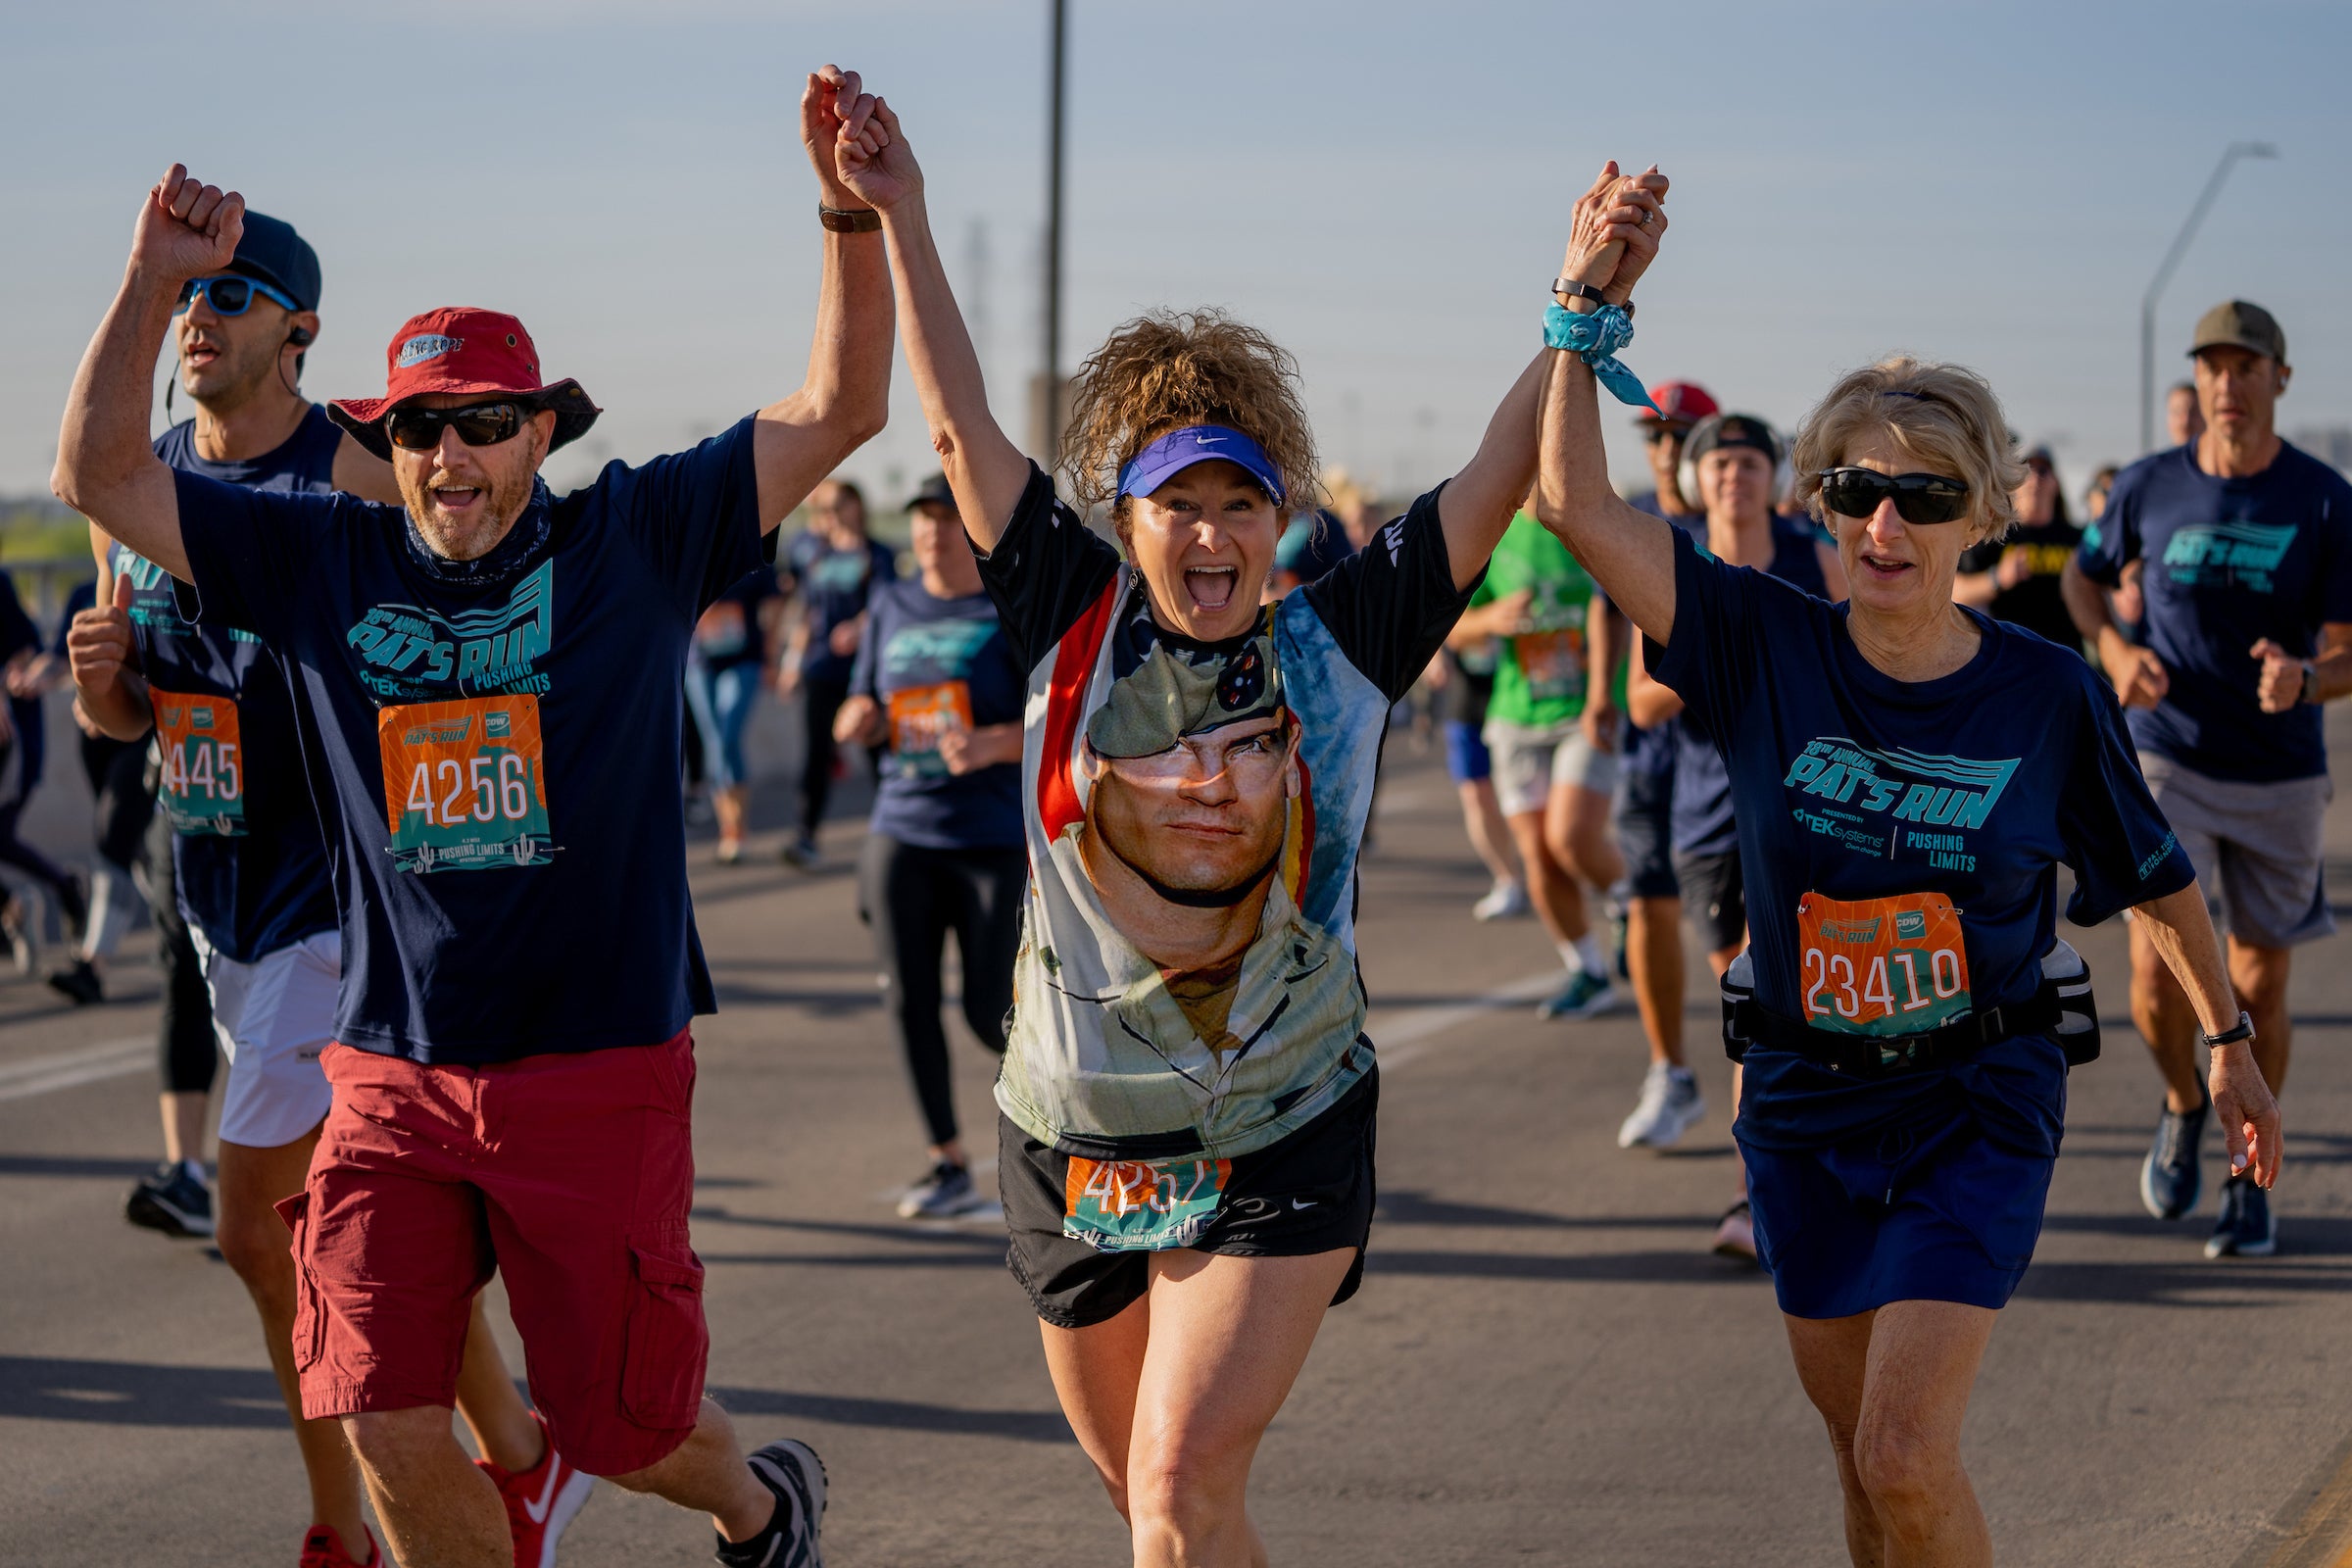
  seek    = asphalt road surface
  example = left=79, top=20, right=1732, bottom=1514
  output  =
left=3, top=711, right=2350, bottom=1567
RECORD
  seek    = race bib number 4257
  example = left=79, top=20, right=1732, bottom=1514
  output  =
left=376, top=696, right=552, bottom=873
left=1061, top=1154, right=1232, bottom=1252
left=151, top=688, right=244, bottom=837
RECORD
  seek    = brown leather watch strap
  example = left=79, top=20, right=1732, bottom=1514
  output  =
left=818, top=205, right=882, bottom=233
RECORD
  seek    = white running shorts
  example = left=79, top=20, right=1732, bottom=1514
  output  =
left=189, top=927, right=341, bottom=1149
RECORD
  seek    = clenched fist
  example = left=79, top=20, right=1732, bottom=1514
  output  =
left=134, top=165, right=244, bottom=286
left=68, top=576, right=138, bottom=698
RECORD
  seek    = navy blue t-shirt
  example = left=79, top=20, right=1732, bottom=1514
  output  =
left=1622, top=491, right=1701, bottom=779
left=173, top=416, right=764, bottom=1064
left=131, top=409, right=342, bottom=961
left=2076, top=441, right=2352, bottom=783
left=787, top=531, right=896, bottom=685
left=1653, top=527, right=2193, bottom=1156
left=851, top=577, right=1024, bottom=851
left=691, top=564, right=779, bottom=674
left=1661, top=517, right=1830, bottom=857
left=0, top=571, right=42, bottom=799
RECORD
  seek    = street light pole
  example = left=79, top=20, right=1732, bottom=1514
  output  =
left=1037, top=0, right=1067, bottom=462
left=2139, top=140, right=2277, bottom=453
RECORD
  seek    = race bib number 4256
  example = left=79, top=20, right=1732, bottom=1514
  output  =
left=376, top=696, right=552, bottom=873
left=151, top=688, right=244, bottom=837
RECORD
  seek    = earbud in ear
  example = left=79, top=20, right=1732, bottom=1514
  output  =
left=288, top=326, right=315, bottom=347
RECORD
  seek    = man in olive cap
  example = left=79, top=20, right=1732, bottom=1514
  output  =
left=2065, top=299, right=2352, bottom=1259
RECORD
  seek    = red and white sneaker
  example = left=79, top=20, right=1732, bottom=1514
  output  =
left=299, top=1524, right=379, bottom=1568
left=476, top=1411, right=596, bottom=1568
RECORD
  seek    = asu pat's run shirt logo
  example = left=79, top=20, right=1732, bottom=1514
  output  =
left=1783, top=737, right=2020, bottom=868
left=344, top=562, right=555, bottom=701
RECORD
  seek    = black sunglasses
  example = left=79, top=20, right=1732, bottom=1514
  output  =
left=384, top=401, right=533, bottom=452
left=1818, top=467, right=1972, bottom=525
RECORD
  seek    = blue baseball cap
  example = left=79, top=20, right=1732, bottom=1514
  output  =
left=227, top=210, right=321, bottom=314
left=1115, top=424, right=1286, bottom=507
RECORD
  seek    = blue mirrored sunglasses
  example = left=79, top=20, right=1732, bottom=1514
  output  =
left=173, top=274, right=301, bottom=318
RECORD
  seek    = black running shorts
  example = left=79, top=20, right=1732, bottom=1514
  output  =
left=1673, top=847, right=1747, bottom=956
left=999, top=1068, right=1378, bottom=1330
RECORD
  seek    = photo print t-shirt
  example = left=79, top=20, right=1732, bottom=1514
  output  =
left=851, top=576, right=1025, bottom=850
left=1651, top=527, right=2193, bottom=1157
left=122, top=407, right=344, bottom=963
left=978, top=464, right=1476, bottom=1160
left=173, top=416, right=765, bottom=1064
left=2075, top=440, right=2352, bottom=782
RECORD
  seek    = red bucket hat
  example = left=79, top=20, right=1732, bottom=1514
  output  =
left=327, top=307, right=601, bottom=462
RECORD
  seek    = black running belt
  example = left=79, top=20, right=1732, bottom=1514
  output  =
left=1727, top=993, right=2063, bottom=1077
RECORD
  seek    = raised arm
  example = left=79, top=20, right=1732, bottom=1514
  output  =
left=1533, top=166, right=1679, bottom=645
left=52, top=166, right=246, bottom=584
left=830, top=91, right=1030, bottom=553
left=744, top=68, right=897, bottom=534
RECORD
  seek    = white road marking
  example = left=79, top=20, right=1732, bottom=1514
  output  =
left=0, top=1038, right=152, bottom=1103
left=1371, top=971, right=1568, bottom=1069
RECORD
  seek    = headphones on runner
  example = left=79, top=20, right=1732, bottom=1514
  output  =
left=280, top=323, right=314, bottom=397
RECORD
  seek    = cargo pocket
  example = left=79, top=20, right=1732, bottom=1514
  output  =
left=621, top=1233, right=710, bottom=1428
left=273, top=1191, right=326, bottom=1373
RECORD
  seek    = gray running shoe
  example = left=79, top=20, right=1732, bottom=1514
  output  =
left=723, top=1440, right=827, bottom=1568
left=1618, top=1063, right=1706, bottom=1150
left=2139, top=1094, right=2208, bottom=1220
left=897, top=1161, right=979, bottom=1220
left=2205, top=1176, right=2276, bottom=1258
left=780, top=835, right=820, bottom=869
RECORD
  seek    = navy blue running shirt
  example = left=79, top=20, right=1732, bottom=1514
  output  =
left=851, top=577, right=1024, bottom=850
left=1654, top=528, right=2192, bottom=1148
left=127, top=409, right=342, bottom=963
left=2076, top=441, right=2352, bottom=782
left=787, top=530, right=897, bottom=685
left=172, top=416, right=764, bottom=1064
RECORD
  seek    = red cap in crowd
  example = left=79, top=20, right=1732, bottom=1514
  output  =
left=1636, top=381, right=1720, bottom=428
left=328, top=307, right=601, bottom=461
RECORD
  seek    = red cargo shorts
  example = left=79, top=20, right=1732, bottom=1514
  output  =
left=275, top=1031, right=707, bottom=1477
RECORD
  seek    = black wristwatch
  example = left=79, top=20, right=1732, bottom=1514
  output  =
left=1552, top=277, right=1631, bottom=317
left=818, top=204, right=882, bottom=233
left=2300, top=661, right=2319, bottom=706
left=2202, top=1011, right=2256, bottom=1049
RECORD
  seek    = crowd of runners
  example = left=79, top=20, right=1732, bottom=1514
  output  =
left=14, top=53, right=2337, bottom=1568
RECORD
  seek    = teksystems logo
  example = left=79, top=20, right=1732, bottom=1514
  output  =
left=395, top=334, right=463, bottom=368
left=2161, top=519, right=2296, bottom=594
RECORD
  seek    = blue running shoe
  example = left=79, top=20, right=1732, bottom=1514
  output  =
left=1539, top=969, right=1625, bottom=1020
left=2138, top=1094, right=2207, bottom=1220
left=2205, top=1176, right=2276, bottom=1258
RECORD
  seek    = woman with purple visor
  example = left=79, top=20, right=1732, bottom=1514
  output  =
left=822, top=74, right=1665, bottom=1563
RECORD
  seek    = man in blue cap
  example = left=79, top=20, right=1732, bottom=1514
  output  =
left=66, top=205, right=570, bottom=1568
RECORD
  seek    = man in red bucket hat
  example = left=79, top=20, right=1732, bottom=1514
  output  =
left=55, top=66, right=895, bottom=1568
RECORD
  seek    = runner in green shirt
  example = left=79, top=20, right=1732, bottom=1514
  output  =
left=1448, top=503, right=1627, bottom=1017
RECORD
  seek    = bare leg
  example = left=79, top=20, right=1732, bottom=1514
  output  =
left=1040, top=1293, right=1154, bottom=1522
left=1626, top=896, right=1684, bottom=1067
left=452, top=1300, right=544, bottom=1474
left=1507, top=810, right=1587, bottom=946
left=1786, top=1301, right=1997, bottom=1567
left=1547, top=782, right=1624, bottom=895
left=1455, top=779, right=1519, bottom=889
left=714, top=783, right=750, bottom=857
left=161, top=1090, right=207, bottom=1167
left=605, top=1397, right=777, bottom=1544
left=2227, top=938, right=2291, bottom=1096
left=346, top=1405, right=508, bottom=1568
left=2128, top=915, right=2207, bottom=1112
left=214, top=1131, right=369, bottom=1557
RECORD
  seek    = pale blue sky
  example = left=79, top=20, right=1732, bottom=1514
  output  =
left=6, top=0, right=2347, bottom=505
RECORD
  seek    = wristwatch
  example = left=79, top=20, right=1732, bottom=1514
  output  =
left=2300, top=661, right=2319, bottom=706
left=818, top=204, right=882, bottom=233
left=2201, top=1011, right=2255, bottom=1049
left=1552, top=277, right=1631, bottom=317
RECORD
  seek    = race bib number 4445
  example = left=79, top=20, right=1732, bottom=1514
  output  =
left=1062, top=1154, right=1232, bottom=1252
left=1798, top=891, right=1972, bottom=1037
left=151, top=688, right=244, bottom=837
left=377, top=696, right=552, bottom=873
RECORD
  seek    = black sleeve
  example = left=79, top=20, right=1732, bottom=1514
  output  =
left=1955, top=539, right=2004, bottom=576
left=175, top=468, right=337, bottom=642
left=971, top=463, right=1122, bottom=673
left=0, top=573, right=38, bottom=664
left=2059, top=663, right=2196, bottom=924
left=1298, top=485, right=1480, bottom=702
left=600, top=415, right=763, bottom=621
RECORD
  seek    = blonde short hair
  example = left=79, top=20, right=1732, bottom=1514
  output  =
left=1789, top=358, right=2026, bottom=547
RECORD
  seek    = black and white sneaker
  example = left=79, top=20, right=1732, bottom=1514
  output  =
left=2139, top=1093, right=2208, bottom=1220
left=897, top=1161, right=977, bottom=1219
left=2205, top=1176, right=2277, bottom=1259
left=125, top=1161, right=213, bottom=1238
left=46, top=958, right=104, bottom=1006
left=719, top=1440, right=827, bottom=1568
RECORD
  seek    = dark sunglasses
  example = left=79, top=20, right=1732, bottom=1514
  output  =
left=384, top=401, right=533, bottom=452
left=173, top=274, right=301, bottom=318
left=1644, top=424, right=1691, bottom=446
left=1818, top=467, right=1972, bottom=525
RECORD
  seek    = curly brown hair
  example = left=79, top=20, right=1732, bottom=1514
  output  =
left=1059, top=309, right=1321, bottom=518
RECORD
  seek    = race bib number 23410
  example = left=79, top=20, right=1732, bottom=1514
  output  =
left=376, top=696, right=553, bottom=874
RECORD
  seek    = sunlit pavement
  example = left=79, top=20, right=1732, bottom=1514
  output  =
left=2, top=712, right=2348, bottom=1566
